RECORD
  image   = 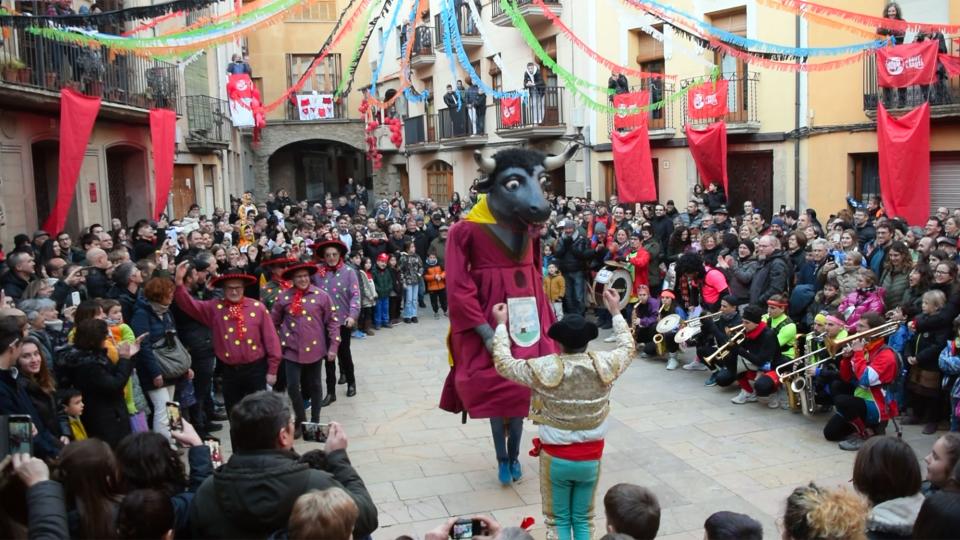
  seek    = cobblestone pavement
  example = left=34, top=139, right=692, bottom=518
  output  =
left=218, top=314, right=939, bottom=540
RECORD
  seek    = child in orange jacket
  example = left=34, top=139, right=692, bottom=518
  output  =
left=424, top=252, right=447, bottom=319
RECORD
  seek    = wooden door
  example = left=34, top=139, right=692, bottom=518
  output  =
left=172, top=165, right=196, bottom=219
left=397, top=164, right=410, bottom=201
left=426, top=161, right=453, bottom=205
left=603, top=161, right=616, bottom=200
left=727, top=151, right=773, bottom=220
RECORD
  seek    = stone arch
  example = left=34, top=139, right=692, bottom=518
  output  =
left=266, top=138, right=367, bottom=201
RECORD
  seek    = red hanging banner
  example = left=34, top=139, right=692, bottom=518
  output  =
left=685, top=122, right=728, bottom=195
left=686, top=79, right=728, bottom=120
left=878, top=102, right=930, bottom=226
left=612, top=127, right=657, bottom=203
left=877, top=41, right=938, bottom=88
left=500, top=97, right=521, bottom=127
left=42, top=89, right=101, bottom=235
left=939, top=53, right=960, bottom=78
left=612, top=90, right=650, bottom=130
left=150, top=108, right=177, bottom=220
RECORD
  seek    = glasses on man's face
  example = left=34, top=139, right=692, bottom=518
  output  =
left=935, top=269, right=950, bottom=276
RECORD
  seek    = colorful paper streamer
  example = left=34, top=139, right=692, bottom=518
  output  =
left=775, top=0, right=960, bottom=35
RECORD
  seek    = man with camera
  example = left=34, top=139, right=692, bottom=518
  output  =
left=188, top=391, right=378, bottom=539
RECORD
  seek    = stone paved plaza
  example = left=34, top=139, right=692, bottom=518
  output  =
left=221, top=314, right=939, bottom=540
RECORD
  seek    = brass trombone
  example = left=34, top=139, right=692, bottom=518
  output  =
left=775, top=321, right=900, bottom=384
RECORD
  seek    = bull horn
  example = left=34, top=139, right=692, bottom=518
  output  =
left=542, top=144, right=580, bottom=171
left=473, top=150, right=497, bottom=174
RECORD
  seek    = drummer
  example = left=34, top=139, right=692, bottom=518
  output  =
left=641, top=289, right=687, bottom=370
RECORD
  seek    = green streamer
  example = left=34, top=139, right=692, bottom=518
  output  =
left=501, top=0, right=717, bottom=115
left=335, top=0, right=380, bottom=97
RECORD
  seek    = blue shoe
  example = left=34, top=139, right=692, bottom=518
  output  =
left=303, top=398, right=311, bottom=411
left=351, top=330, right=366, bottom=339
left=510, top=460, right=522, bottom=481
left=498, top=461, right=511, bottom=485
left=704, top=372, right=718, bottom=387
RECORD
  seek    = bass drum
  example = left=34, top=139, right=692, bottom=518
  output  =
left=591, top=263, right=631, bottom=311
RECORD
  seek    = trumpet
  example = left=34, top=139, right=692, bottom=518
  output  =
left=776, top=321, right=900, bottom=384
left=703, top=328, right=745, bottom=367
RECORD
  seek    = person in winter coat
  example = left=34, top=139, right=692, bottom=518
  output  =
left=938, top=324, right=960, bottom=432
left=371, top=253, right=394, bottom=329
left=749, top=236, right=791, bottom=308
left=828, top=251, right=864, bottom=297
left=355, top=255, right=378, bottom=335
left=852, top=436, right=924, bottom=540
left=805, top=279, right=843, bottom=329
left=904, top=289, right=952, bottom=435
left=879, top=242, right=912, bottom=312
left=188, top=391, right=378, bottom=539
left=555, top=219, right=592, bottom=315
left=398, top=241, right=424, bottom=323
left=57, top=319, right=141, bottom=448
left=17, top=337, right=62, bottom=442
left=523, top=62, right=546, bottom=124
left=838, top=269, right=886, bottom=331
left=423, top=252, right=447, bottom=318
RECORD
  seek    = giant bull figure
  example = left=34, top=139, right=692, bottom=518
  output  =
left=440, top=144, right=579, bottom=480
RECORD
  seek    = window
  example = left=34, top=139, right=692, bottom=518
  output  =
left=851, top=153, right=880, bottom=204
left=287, top=54, right=341, bottom=93
left=426, top=161, right=454, bottom=205
left=709, top=7, right=749, bottom=121
left=251, top=77, right=265, bottom=101
left=488, top=56, right=502, bottom=91
left=292, top=0, right=336, bottom=21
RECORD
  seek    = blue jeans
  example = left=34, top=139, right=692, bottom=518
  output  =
left=540, top=453, right=601, bottom=540
left=563, top=271, right=586, bottom=315
left=374, top=298, right=390, bottom=326
left=489, top=417, right=523, bottom=463
left=403, top=283, right=419, bottom=319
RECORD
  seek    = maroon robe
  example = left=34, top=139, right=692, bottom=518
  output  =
left=440, top=219, right=557, bottom=419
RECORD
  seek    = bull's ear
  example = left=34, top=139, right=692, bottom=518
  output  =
left=543, top=144, right=580, bottom=171
left=474, top=150, right=497, bottom=174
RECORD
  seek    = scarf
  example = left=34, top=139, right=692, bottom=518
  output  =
left=746, top=321, right=768, bottom=340
left=227, top=300, right=247, bottom=340
left=316, top=261, right=343, bottom=278
left=465, top=194, right=497, bottom=224
left=290, top=287, right=308, bottom=317
left=149, top=301, right=170, bottom=317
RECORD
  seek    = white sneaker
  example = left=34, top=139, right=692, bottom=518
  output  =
left=603, top=335, right=617, bottom=343
left=682, top=360, right=709, bottom=371
left=766, top=397, right=781, bottom=409
left=666, top=357, right=680, bottom=370
left=731, top=390, right=758, bottom=404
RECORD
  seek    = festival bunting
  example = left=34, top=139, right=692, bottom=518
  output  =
left=612, top=127, right=657, bottom=203
left=878, top=102, right=930, bottom=226
left=335, top=0, right=387, bottom=97
left=774, top=0, right=960, bottom=35
left=0, top=0, right=220, bottom=28
left=685, top=122, right=728, bottom=195
left=877, top=41, right=938, bottom=88
left=613, top=91, right=650, bottom=130
left=940, top=54, right=960, bottom=78
left=686, top=80, right=728, bottom=120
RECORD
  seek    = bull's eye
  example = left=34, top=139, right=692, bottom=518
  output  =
left=505, top=179, right=520, bottom=191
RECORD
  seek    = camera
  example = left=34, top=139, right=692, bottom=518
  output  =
left=450, top=518, right=485, bottom=539
left=301, top=422, right=330, bottom=443
left=166, top=401, right=183, bottom=432
left=2, top=415, right=34, bottom=456
left=205, top=437, right=223, bottom=468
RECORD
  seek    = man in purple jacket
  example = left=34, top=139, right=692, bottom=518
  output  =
left=312, top=240, right=361, bottom=403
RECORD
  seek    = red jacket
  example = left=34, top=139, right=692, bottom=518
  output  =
left=839, top=339, right=897, bottom=422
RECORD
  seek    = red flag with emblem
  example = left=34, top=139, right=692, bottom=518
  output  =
left=686, top=79, right=728, bottom=120
left=500, top=97, right=521, bottom=127
left=612, top=91, right=649, bottom=130
left=877, top=41, right=938, bottom=88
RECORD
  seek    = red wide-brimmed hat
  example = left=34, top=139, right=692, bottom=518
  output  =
left=261, top=256, right=297, bottom=268
left=281, top=263, right=318, bottom=281
left=210, top=272, right=257, bottom=288
left=312, top=239, right=348, bottom=258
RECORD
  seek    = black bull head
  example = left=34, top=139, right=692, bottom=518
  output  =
left=473, top=144, right=579, bottom=226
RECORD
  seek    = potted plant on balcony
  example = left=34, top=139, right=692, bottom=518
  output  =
left=1, top=60, right=23, bottom=83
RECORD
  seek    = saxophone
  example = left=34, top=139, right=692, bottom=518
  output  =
left=652, top=302, right=668, bottom=356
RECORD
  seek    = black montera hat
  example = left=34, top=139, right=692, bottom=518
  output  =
left=547, top=314, right=599, bottom=350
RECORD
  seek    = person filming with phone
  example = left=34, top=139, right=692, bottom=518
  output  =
left=188, top=390, right=378, bottom=539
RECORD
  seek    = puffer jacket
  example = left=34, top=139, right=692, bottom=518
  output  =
left=358, top=271, right=377, bottom=308
left=749, top=250, right=791, bottom=307
left=866, top=493, right=924, bottom=540
left=56, top=347, right=133, bottom=447
left=424, top=263, right=446, bottom=292
left=838, top=287, right=886, bottom=330
left=189, top=449, right=377, bottom=539
left=130, top=297, right=184, bottom=389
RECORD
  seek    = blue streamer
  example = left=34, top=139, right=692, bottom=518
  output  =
left=630, top=0, right=891, bottom=56
left=398, top=0, right=430, bottom=104
left=370, top=0, right=405, bottom=98
left=437, top=0, right=464, bottom=110
left=439, top=0, right=526, bottom=101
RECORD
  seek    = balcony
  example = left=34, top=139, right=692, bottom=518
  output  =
left=862, top=39, right=960, bottom=120
left=182, top=96, right=231, bottom=153
left=438, top=106, right=488, bottom=147
left=607, top=82, right=676, bottom=139
left=285, top=95, right=347, bottom=122
left=680, top=72, right=760, bottom=133
left=434, top=14, right=482, bottom=50
left=403, top=113, right=441, bottom=152
left=495, top=86, right=566, bottom=138
left=491, top=0, right=562, bottom=27
left=399, top=26, right=435, bottom=69
left=0, top=28, right=179, bottom=119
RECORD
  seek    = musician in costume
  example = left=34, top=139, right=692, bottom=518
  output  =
left=715, top=305, right=781, bottom=404
left=823, top=312, right=898, bottom=451
left=640, top=289, right=686, bottom=369
left=259, top=254, right=296, bottom=310
left=751, top=295, right=798, bottom=407
left=173, top=263, right=282, bottom=414
left=811, top=312, right=849, bottom=407
left=700, top=295, right=743, bottom=387
left=440, top=146, right=579, bottom=485
left=311, top=239, right=361, bottom=403
left=631, top=284, right=659, bottom=345
left=491, top=289, right=634, bottom=540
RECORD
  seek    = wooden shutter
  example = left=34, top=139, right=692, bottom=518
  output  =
left=709, top=8, right=747, bottom=36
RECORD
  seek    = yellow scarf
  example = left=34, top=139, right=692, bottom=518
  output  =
left=69, top=416, right=88, bottom=441
left=465, top=195, right=497, bottom=225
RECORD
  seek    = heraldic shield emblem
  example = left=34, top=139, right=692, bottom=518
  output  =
left=507, top=296, right=541, bottom=348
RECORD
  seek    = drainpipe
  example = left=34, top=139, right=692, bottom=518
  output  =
left=583, top=126, right=592, bottom=199
left=793, top=13, right=801, bottom=210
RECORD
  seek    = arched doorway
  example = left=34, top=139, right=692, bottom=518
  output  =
left=425, top=160, right=453, bottom=205
left=268, top=139, right=367, bottom=201
left=105, top=145, right=148, bottom=227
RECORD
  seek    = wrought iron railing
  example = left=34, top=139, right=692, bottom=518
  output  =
left=398, top=24, right=435, bottom=59
left=438, top=105, right=486, bottom=138
left=403, top=113, right=440, bottom=145
left=607, top=81, right=675, bottom=133
left=0, top=28, right=179, bottom=111
left=495, top=85, right=565, bottom=130
left=434, top=12, right=480, bottom=46
left=491, top=0, right=561, bottom=19
left=680, top=72, right=759, bottom=126
left=863, top=36, right=960, bottom=110
left=182, top=95, right=231, bottom=144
